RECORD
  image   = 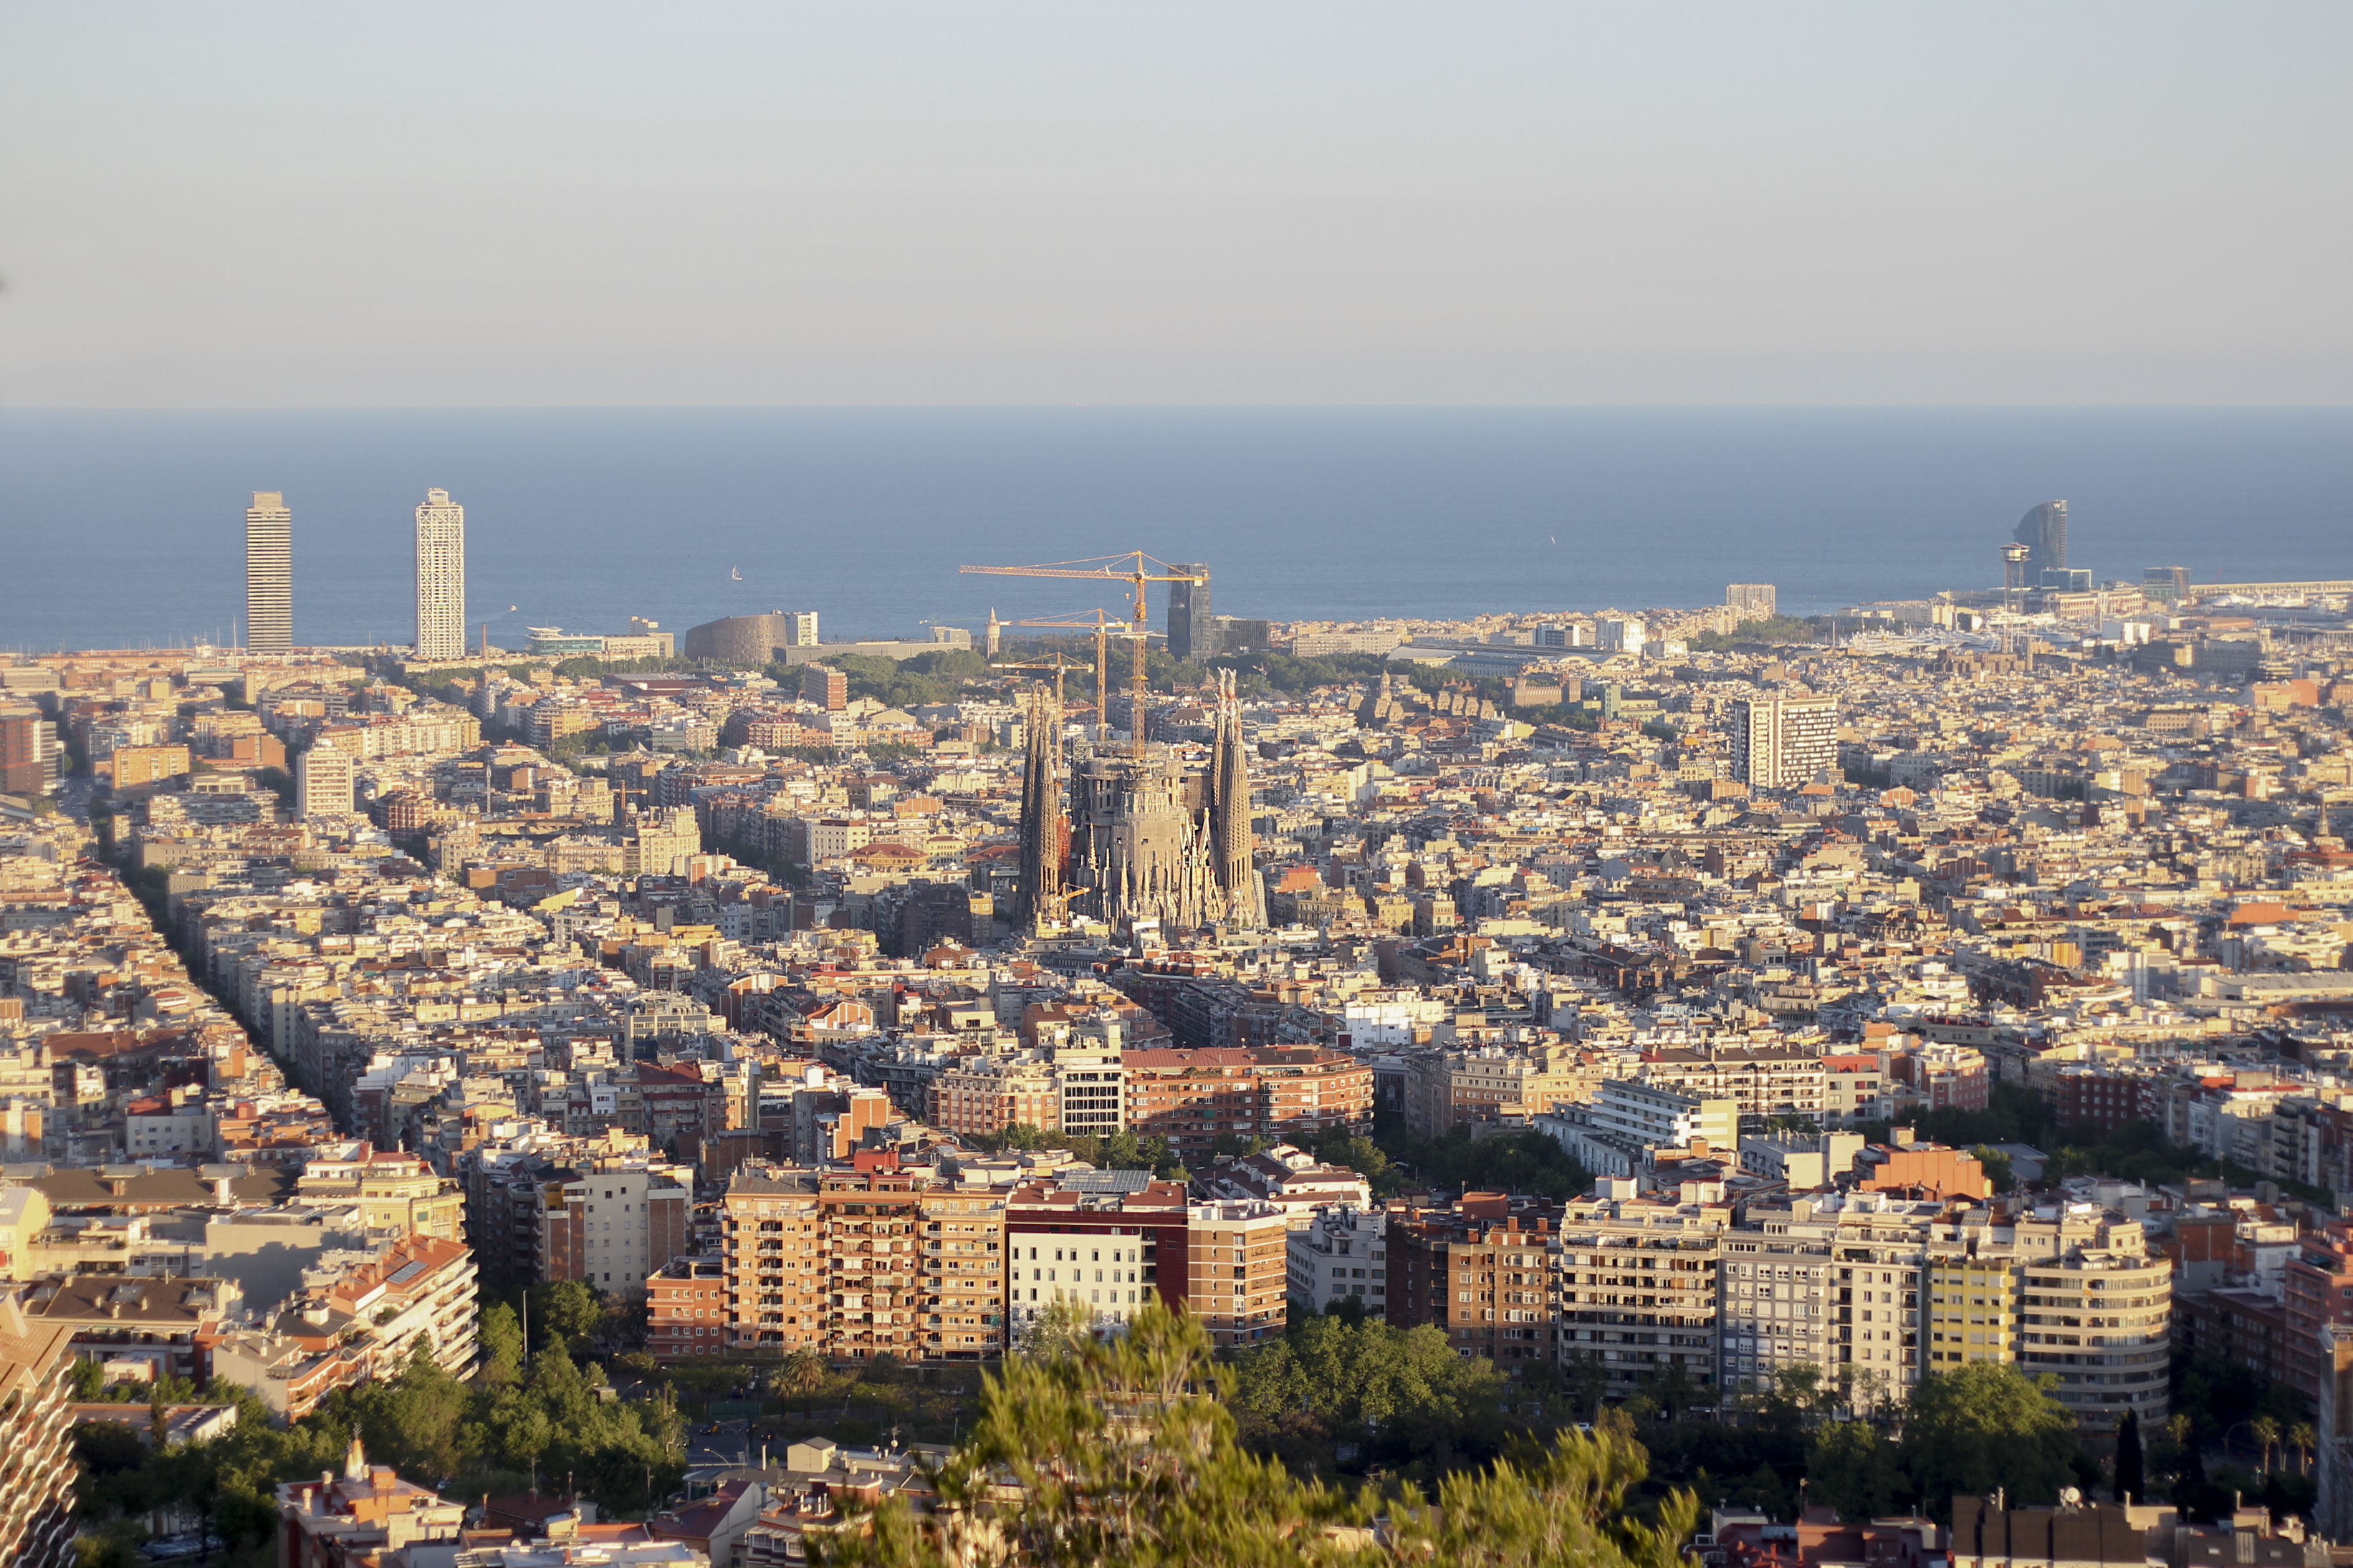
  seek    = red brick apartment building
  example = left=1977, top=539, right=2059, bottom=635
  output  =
left=1122, top=1047, right=1372, bottom=1157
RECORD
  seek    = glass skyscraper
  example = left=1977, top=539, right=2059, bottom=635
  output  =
left=2013, top=499, right=2068, bottom=577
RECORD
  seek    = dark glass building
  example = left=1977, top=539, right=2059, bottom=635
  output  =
left=1166, top=564, right=1214, bottom=661
left=2013, top=500, right=2069, bottom=577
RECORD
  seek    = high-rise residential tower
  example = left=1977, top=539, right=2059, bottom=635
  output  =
left=2013, top=500, right=2068, bottom=578
left=295, top=740, right=355, bottom=819
left=244, top=491, right=292, bottom=655
left=1725, top=584, right=1778, bottom=622
left=413, top=488, right=466, bottom=662
left=1166, top=564, right=1213, bottom=661
left=1730, top=694, right=1838, bottom=792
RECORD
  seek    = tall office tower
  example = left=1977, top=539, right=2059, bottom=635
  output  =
left=1166, top=564, right=1214, bottom=661
left=244, top=491, right=292, bottom=655
left=2013, top=500, right=2068, bottom=577
left=294, top=740, right=355, bottom=819
left=1725, top=584, right=1778, bottom=622
left=413, top=488, right=466, bottom=662
left=1729, top=695, right=1838, bottom=791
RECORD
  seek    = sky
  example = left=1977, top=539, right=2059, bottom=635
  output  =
left=4, top=4, right=2351, bottom=407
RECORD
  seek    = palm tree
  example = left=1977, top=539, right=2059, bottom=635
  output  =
left=768, top=1345, right=830, bottom=1412
left=2291, top=1422, right=2317, bottom=1477
left=2252, top=1416, right=2281, bottom=1476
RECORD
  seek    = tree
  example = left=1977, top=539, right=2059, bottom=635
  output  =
left=1390, top=1427, right=1702, bottom=1568
left=2290, top=1422, right=2316, bottom=1478
left=1971, top=1145, right=2016, bottom=1194
left=529, top=1279, right=604, bottom=1352
left=479, top=1302, right=525, bottom=1385
left=810, top=1299, right=1366, bottom=1568
left=1230, top=1312, right=1505, bottom=1468
left=1898, top=1364, right=2081, bottom=1521
left=1012, top=1295, right=1098, bottom=1361
left=2115, top=1410, right=2145, bottom=1504
left=2251, top=1415, right=2281, bottom=1476
left=1806, top=1422, right=1902, bottom=1522
left=767, top=1347, right=830, bottom=1408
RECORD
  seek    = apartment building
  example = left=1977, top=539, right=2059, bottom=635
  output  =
left=1637, top=1045, right=1826, bottom=1117
left=540, top=1160, right=694, bottom=1296
left=1123, top=1047, right=1373, bottom=1158
left=919, top=1184, right=1006, bottom=1360
left=1184, top=1199, right=1290, bottom=1348
left=1720, top=1216, right=1839, bottom=1397
left=646, top=1255, right=729, bottom=1362
left=1403, top=1046, right=1594, bottom=1139
left=0, top=1286, right=78, bottom=1568
left=1287, top=1206, right=1386, bottom=1314
left=1005, top=1175, right=1191, bottom=1339
left=322, top=1233, right=480, bottom=1379
left=925, top=1056, right=1059, bottom=1140
left=722, top=1165, right=828, bottom=1353
left=1821, top=1053, right=1887, bottom=1125
left=818, top=1165, right=925, bottom=1362
left=294, top=1150, right=466, bottom=1242
left=1557, top=1184, right=1723, bottom=1397
left=1925, top=1249, right=2018, bottom=1371
left=1588, top=1080, right=1736, bottom=1152
left=2019, top=1238, right=2171, bottom=1428
left=1447, top=1206, right=1561, bottom=1368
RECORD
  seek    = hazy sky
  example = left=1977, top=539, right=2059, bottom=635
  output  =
left=6, top=4, right=2350, bottom=406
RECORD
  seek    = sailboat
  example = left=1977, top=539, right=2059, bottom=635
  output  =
left=730, top=567, right=742, bottom=581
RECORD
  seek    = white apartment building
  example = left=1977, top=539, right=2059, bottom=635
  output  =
left=413, top=487, right=466, bottom=662
left=1730, top=694, right=1839, bottom=791
left=1287, top=1206, right=1386, bottom=1312
left=1005, top=1226, right=1153, bottom=1334
left=1589, top=1079, right=1737, bottom=1151
left=294, top=741, right=355, bottom=819
left=544, top=1165, right=694, bottom=1297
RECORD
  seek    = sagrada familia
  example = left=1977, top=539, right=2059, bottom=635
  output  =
left=1016, top=668, right=1265, bottom=933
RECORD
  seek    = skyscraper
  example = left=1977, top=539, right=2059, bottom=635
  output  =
left=1166, top=564, right=1213, bottom=661
left=1730, top=695, right=1838, bottom=791
left=413, top=488, right=466, bottom=662
left=2013, top=500, right=2068, bottom=577
left=244, top=491, right=292, bottom=655
left=1726, top=584, right=1778, bottom=622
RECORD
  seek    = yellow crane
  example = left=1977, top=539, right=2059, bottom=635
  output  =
left=984, top=650, right=1091, bottom=713
left=959, top=552, right=1204, bottom=759
left=1010, top=608, right=1119, bottom=743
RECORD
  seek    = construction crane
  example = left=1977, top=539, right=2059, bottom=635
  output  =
left=959, top=552, right=1204, bottom=759
left=984, top=651, right=1091, bottom=713
left=1011, top=608, right=1118, bottom=743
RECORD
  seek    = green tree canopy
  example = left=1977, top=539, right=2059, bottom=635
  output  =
left=1806, top=1421, right=1904, bottom=1522
left=813, top=1299, right=1702, bottom=1568
left=1898, top=1363, right=2083, bottom=1521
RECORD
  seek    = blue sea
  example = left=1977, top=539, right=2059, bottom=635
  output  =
left=1, top=407, right=2348, bottom=654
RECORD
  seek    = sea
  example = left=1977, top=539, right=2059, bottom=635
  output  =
left=1, top=405, right=2349, bottom=655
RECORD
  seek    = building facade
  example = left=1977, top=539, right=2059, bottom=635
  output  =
left=245, top=491, right=293, bottom=656
left=413, top=488, right=466, bottom=662
left=1729, top=695, right=1839, bottom=791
